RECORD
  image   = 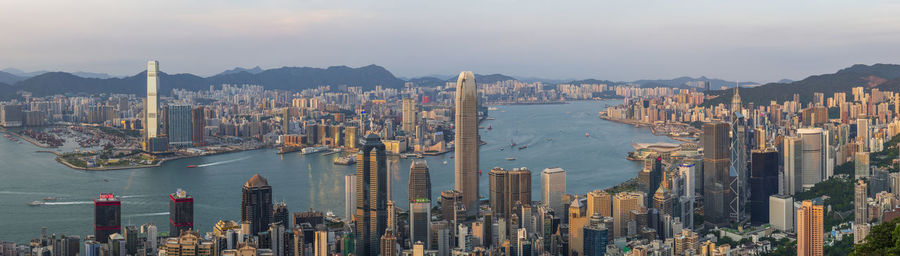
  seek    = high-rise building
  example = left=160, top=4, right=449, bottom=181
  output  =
left=612, top=192, right=643, bottom=238
left=673, top=229, right=699, bottom=256
left=542, top=167, right=567, bottom=216
left=402, top=98, right=417, bottom=134
left=454, top=71, right=479, bottom=213
left=274, top=202, right=290, bottom=229
left=749, top=150, right=778, bottom=225
left=314, top=230, right=328, bottom=256
left=94, top=193, right=121, bottom=243
left=409, top=199, right=431, bottom=249
left=242, top=174, right=273, bottom=235
left=784, top=136, right=802, bottom=195
left=488, top=167, right=532, bottom=222
left=0, top=104, right=24, bottom=127
left=858, top=118, right=870, bottom=152
left=855, top=152, right=870, bottom=178
left=797, top=199, right=824, bottom=256
left=409, top=160, right=432, bottom=203
left=192, top=107, right=205, bottom=146
left=168, top=105, right=193, bottom=147
left=798, top=128, right=829, bottom=190
left=769, top=194, right=794, bottom=232
left=855, top=180, right=868, bottom=225
left=381, top=229, right=398, bottom=256
left=583, top=214, right=608, bottom=256
left=163, top=231, right=214, bottom=256
left=586, top=190, right=611, bottom=218
left=146, top=61, right=160, bottom=139
left=345, top=175, right=357, bottom=220
left=169, top=188, right=194, bottom=236
left=703, top=122, right=731, bottom=225
left=355, top=134, right=388, bottom=256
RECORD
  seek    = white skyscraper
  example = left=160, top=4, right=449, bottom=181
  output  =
left=345, top=175, right=357, bottom=219
left=146, top=61, right=160, bottom=139
left=541, top=167, right=566, bottom=215
left=454, top=71, right=479, bottom=213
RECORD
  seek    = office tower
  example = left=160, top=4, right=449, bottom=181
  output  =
left=440, top=190, right=463, bottom=223
left=454, top=71, right=479, bottom=213
left=677, top=163, right=696, bottom=228
left=146, top=61, right=160, bottom=139
left=409, top=160, right=432, bottom=202
left=855, top=152, right=870, bottom=178
left=242, top=174, right=274, bottom=235
left=784, top=136, right=802, bottom=195
left=797, top=199, right=824, bottom=256
left=345, top=175, right=357, bottom=219
left=612, top=192, right=643, bottom=238
left=568, top=197, right=588, bottom=256
left=192, top=107, right=205, bottom=146
left=702, top=122, right=731, bottom=225
left=643, top=156, right=663, bottom=207
left=542, top=167, right=567, bottom=216
left=168, top=105, right=192, bottom=147
left=855, top=180, right=868, bottom=225
left=583, top=214, right=608, bottom=256
left=798, top=128, right=828, bottom=190
left=94, top=193, right=121, bottom=243
left=282, top=108, right=290, bottom=135
left=169, top=188, right=194, bottom=236
left=314, top=230, right=328, bottom=256
left=163, top=231, right=214, bottom=256
left=769, top=195, right=794, bottom=232
left=488, top=167, right=532, bottom=222
left=410, top=199, right=431, bottom=248
left=749, top=150, right=778, bottom=225
left=586, top=190, right=611, bottom=218
left=381, top=229, right=398, bottom=256
left=858, top=118, right=869, bottom=152
left=402, top=97, right=417, bottom=133
left=0, top=104, right=24, bottom=127
left=274, top=202, right=290, bottom=228
left=730, top=114, right=748, bottom=223
left=387, top=200, right=397, bottom=234
left=355, top=134, right=388, bottom=256
left=673, top=229, right=699, bottom=256
left=458, top=224, right=472, bottom=252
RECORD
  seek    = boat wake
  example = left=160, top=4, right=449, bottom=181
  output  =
left=126, top=212, right=168, bottom=217
left=196, top=156, right=251, bottom=167
left=43, top=201, right=93, bottom=205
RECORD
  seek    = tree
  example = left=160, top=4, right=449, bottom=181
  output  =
left=851, top=218, right=900, bottom=255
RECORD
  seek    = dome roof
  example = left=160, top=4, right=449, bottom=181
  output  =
left=245, top=173, right=270, bottom=188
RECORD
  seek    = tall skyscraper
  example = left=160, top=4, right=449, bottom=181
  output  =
left=402, top=97, right=417, bottom=133
left=169, top=189, right=194, bottom=236
left=586, top=190, right=611, bottom=218
left=380, top=229, right=397, bottom=256
left=855, top=180, right=868, bottom=225
left=703, top=122, right=731, bottom=225
left=345, top=175, right=357, bottom=219
left=454, top=71, right=479, bottom=213
left=192, top=107, right=205, bottom=146
left=146, top=61, right=160, bottom=139
left=94, top=193, right=121, bottom=243
left=749, top=150, right=778, bottom=225
left=355, top=134, right=388, bottom=256
left=242, top=174, right=273, bottom=235
left=798, top=128, right=829, bottom=190
left=167, top=105, right=193, bottom=147
left=855, top=152, right=870, bottom=178
left=783, top=136, right=802, bottom=195
left=541, top=167, right=567, bottom=216
left=797, top=199, right=824, bottom=256
left=612, top=192, right=643, bottom=238
left=769, top=195, right=794, bottom=232
left=274, top=202, right=290, bottom=228
left=408, top=160, right=432, bottom=203
left=488, top=167, right=532, bottom=222
left=583, top=213, right=608, bottom=256
left=409, top=199, right=431, bottom=249
left=858, top=118, right=870, bottom=152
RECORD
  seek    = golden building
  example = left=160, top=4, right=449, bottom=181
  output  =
left=586, top=190, right=611, bottom=218
left=163, top=231, right=213, bottom=256
left=797, top=199, right=824, bottom=256
left=612, top=192, right=643, bottom=238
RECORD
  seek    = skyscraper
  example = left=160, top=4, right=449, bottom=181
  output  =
left=798, top=128, right=829, bottom=190
left=583, top=214, right=608, bottom=256
left=380, top=229, right=397, bottom=256
left=274, top=202, right=290, bottom=228
left=192, top=107, right=205, bottom=146
left=612, top=192, right=643, bottom=238
left=541, top=167, right=567, bottom=216
left=409, top=199, right=431, bottom=249
left=146, top=61, right=159, bottom=139
left=858, top=118, right=870, bottom=152
left=402, top=97, right=417, bottom=134
left=345, top=175, right=357, bottom=220
left=488, top=167, right=532, bottom=222
left=355, top=134, right=388, bottom=256
left=408, top=160, right=432, bottom=203
left=242, top=174, right=273, bottom=235
left=855, top=180, right=868, bottom=225
left=167, top=105, right=193, bottom=147
left=94, top=193, right=121, bottom=243
left=169, top=189, right=194, bottom=236
left=454, top=71, right=479, bottom=213
left=749, top=150, right=778, bottom=225
left=797, top=199, right=824, bottom=256
left=783, top=136, right=802, bottom=195
left=586, top=190, right=611, bottom=219
left=702, top=122, right=731, bottom=225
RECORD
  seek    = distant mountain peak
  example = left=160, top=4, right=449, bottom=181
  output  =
left=217, top=66, right=264, bottom=76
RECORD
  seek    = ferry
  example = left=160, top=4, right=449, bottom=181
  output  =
left=186, top=165, right=198, bottom=168
left=585, top=133, right=590, bottom=137
left=443, top=160, right=448, bottom=165
left=301, top=146, right=329, bottom=155
left=506, top=157, right=516, bottom=161
left=518, top=145, right=527, bottom=150
left=334, top=156, right=356, bottom=165
left=28, top=201, right=43, bottom=206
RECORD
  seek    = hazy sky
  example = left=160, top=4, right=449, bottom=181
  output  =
left=2, top=0, right=900, bottom=82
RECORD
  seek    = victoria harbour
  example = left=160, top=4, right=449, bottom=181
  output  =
left=0, top=100, right=673, bottom=243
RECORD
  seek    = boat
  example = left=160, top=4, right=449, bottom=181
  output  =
left=186, top=165, right=198, bottom=168
left=334, top=156, right=357, bottom=165
left=499, top=148, right=504, bottom=151
left=28, top=201, right=43, bottom=206
left=518, top=145, right=527, bottom=150
left=585, top=133, right=590, bottom=137
left=509, top=139, right=516, bottom=148
left=487, top=125, right=492, bottom=130
left=506, top=157, right=516, bottom=161
left=43, top=197, right=57, bottom=201
left=301, top=146, right=329, bottom=155
left=443, top=160, right=448, bottom=165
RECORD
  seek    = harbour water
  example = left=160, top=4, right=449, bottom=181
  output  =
left=0, top=100, right=675, bottom=242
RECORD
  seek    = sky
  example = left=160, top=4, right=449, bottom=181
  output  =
left=2, top=0, right=900, bottom=83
